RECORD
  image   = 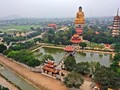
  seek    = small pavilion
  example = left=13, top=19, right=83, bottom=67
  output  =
left=64, top=45, right=75, bottom=52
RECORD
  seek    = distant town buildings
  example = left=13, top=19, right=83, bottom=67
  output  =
left=111, top=9, right=120, bottom=37
left=48, top=23, right=57, bottom=30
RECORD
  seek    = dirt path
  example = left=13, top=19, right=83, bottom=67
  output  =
left=0, top=76, right=19, bottom=90
left=0, top=55, right=68, bottom=90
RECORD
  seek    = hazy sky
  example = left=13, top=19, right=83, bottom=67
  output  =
left=0, top=0, right=120, bottom=18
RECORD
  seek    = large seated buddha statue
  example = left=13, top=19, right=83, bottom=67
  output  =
left=74, top=6, right=85, bottom=24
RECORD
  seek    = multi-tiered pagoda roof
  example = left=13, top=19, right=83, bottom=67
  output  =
left=70, top=34, right=82, bottom=44
left=111, top=9, right=120, bottom=37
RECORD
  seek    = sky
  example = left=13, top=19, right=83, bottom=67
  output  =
left=0, top=0, right=120, bottom=18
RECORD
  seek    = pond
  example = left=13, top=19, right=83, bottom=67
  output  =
left=36, top=47, right=112, bottom=67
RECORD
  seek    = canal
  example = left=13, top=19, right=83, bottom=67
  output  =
left=0, top=65, right=39, bottom=90
left=36, top=47, right=112, bottom=67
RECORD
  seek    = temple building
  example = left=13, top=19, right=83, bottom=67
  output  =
left=64, top=45, right=75, bottom=52
left=111, top=9, right=120, bottom=37
left=70, top=34, right=82, bottom=44
left=42, top=60, right=60, bottom=76
left=74, top=6, right=85, bottom=28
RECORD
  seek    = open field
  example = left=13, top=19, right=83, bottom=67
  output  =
left=0, top=25, right=40, bottom=33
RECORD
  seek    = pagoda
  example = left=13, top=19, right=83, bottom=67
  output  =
left=42, top=60, right=60, bottom=76
left=70, top=34, right=82, bottom=44
left=111, top=8, right=120, bottom=37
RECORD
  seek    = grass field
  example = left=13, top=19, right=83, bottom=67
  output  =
left=0, top=25, right=40, bottom=33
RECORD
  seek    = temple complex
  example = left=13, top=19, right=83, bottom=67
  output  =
left=111, top=8, right=120, bottom=37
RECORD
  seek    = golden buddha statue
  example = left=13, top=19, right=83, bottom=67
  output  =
left=74, top=6, right=85, bottom=24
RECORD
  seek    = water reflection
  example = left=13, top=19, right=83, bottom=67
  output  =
left=37, top=47, right=111, bottom=67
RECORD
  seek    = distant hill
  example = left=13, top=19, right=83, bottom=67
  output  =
left=0, top=15, right=23, bottom=20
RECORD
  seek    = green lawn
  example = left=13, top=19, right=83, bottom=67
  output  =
left=0, top=25, right=40, bottom=33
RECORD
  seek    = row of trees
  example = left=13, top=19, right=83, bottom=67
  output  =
left=7, top=50, right=41, bottom=67
left=0, top=44, right=7, bottom=53
left=64, top=56, right=100, bottom=75
left=2, top=30, right=42, bottom=44
left=83, top=27, right=120, bottom=44
left=63, top=55, right=120, bottom=89
left=9, top=41, right=35, bottom=51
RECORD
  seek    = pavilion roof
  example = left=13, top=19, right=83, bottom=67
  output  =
left=64, top=45, right=74, bottom=52
left=43, top=66, right=60, bottom=73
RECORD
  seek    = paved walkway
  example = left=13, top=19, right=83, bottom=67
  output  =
left=0, top=55, right=68, bottom=90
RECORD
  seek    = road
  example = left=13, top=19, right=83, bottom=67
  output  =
left=21, top=32, right=45, bottom=43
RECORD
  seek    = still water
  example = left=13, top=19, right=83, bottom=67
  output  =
left=0, top=65, right=39, bottom=90
left=38, top=47, right=112, bottom=67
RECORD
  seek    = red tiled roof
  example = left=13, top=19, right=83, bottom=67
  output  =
left=75, top=28, right=83, bottom=34
left=45, top=64, right=56, bottom=68
left=104, top=44, right=110, bottom=47
left=95, top=31, right=100, bottom=34
left=43, top=66, right=60, bottom=74
left=114, top=15, right=120, bottom=20
left=48, top=24, right=57, bottom=27
left=70, top=34, right=82, bottom=43
left=73, top=34, right=80, bottom=38
left=64, top=46, right=74, bottom=52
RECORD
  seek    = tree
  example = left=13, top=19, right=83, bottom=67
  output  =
left=74, top=62, right=90, bottom=75
left=41, top=54, right=54, bottom=63
left=3, top=49, right=12, bottom=55
left=93, top=66, right=120, bottom=90
left=113, top=53, right=120, bottom=61
left=89, top=62, right=101, bottom=75
left=7, top=50, right=41, bottom=67
left=0, top=44, right=7, bottom=53
left=110, top=54, right=120, bottom=75
left=64, top=72, right=84, bottom=88
left=79, top=42, right=87, bottom=49
left=0, top=85, right=9, bottom=90
left=114, top=43, right=120, bottom=53
left=64, top=56, right=76, bottom=71
left=30, top=27, right=35, bottom=30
